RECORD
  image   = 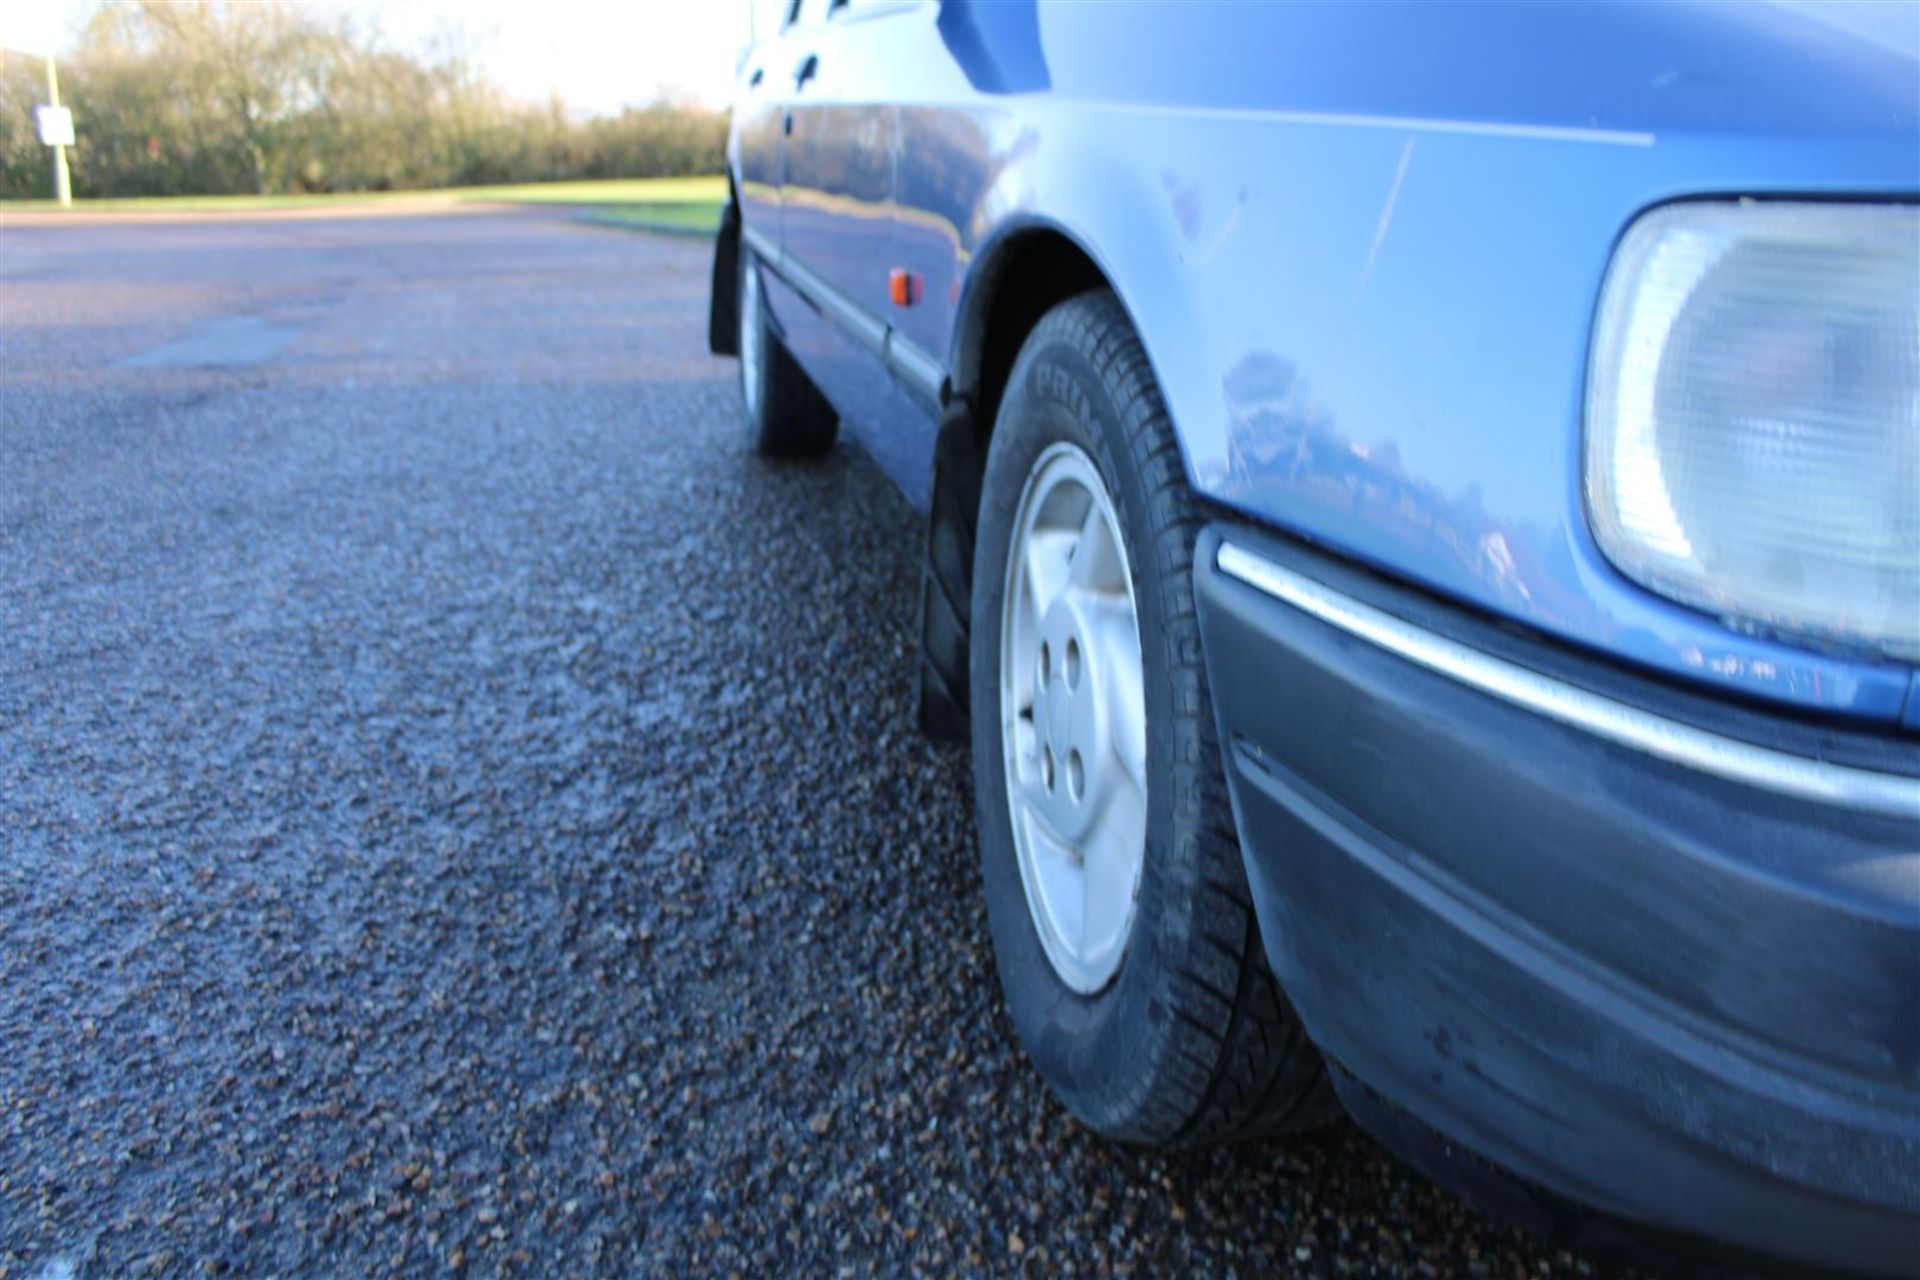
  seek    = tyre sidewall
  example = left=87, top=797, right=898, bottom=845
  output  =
left=970, top=307, right=1194, bottom=1143
left=738, top=251, right=773, bottom=449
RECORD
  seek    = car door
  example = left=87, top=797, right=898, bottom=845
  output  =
left=770, top=0, right=941, bottom=501
left=779, top=0, right=900, bottom=325
left=731, top=5, right=795, bottom=256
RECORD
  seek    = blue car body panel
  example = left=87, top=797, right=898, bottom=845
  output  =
left=722, top=6, right=1920, bottom=1269
left=733, top=0, right=1918, bottom=724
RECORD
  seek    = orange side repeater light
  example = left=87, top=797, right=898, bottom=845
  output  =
left=888, top=268, right=922, bottom=308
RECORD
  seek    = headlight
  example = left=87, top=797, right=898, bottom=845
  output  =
left=1586, top=201, right=1919, bottom=662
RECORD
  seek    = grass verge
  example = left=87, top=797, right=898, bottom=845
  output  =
left=573, top=202, right=720, bottom=237
left=0, top=175, right=727, bottom=218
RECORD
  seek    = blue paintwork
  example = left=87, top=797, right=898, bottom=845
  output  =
left=728, top=0, right=1919, bottom=725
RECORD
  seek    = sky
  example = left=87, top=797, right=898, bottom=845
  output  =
left=7, top=0, right=1916, bottom=113
left=0, top=0, right=792, bottom=114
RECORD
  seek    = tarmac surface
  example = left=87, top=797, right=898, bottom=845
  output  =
left=1, top=207, right=1623, bottom=1278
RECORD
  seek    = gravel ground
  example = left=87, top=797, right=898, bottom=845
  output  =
left=0, top=208, right=1625, bottom=1279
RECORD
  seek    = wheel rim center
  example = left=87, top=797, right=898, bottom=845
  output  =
left=1031, top=600, right=1103, bottom=843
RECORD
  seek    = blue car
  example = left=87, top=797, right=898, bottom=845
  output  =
left=707, top=2, right=1919, bottom=1272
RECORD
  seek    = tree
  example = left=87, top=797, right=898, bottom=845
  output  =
left=1, top=0, right=731, bottom=199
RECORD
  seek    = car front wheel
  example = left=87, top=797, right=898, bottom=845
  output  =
left=969, top=289, right=1336, bottom=1144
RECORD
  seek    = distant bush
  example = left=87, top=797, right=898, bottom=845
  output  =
left=0, top=1, right=727, bottom=199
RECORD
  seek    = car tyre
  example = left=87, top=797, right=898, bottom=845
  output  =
left=738, top=248, right=837, bottom=458
left=970, top=289, right=1337, bottom=1144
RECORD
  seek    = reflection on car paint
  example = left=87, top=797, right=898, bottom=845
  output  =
left=735, top=0, right=1917, bottom=722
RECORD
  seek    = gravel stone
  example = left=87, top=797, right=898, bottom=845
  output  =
left=0, top=207, right=1634, bottom=1279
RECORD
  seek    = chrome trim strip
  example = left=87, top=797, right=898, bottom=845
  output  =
left=1215, top=542, right=1920, bottom=818
left=740, top=223, right=778, bottom=268
left=740, top=221, right=948, bottom=410
left=781, top=245, right=887, bottom=354
left=885, top=331, right=946, bottom=408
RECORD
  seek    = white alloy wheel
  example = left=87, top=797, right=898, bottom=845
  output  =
left=998, top=443, right=1148, bottom=994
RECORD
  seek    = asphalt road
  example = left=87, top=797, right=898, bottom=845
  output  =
left=0, top=207, right=1621, bottom=1279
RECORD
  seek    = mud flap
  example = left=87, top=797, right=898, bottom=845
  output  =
left=916, top=394, right=983, bottom=741
left=708, top=198, right=740, bottom=357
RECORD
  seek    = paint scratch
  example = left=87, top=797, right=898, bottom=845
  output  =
left=1359, top=136, right=1416, bottom=291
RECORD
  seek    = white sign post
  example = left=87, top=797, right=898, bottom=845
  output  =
left=40, top=55, right=72, bottom=207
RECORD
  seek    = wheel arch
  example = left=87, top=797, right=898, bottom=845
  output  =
left=948, top=219, right=1113, bottom=443
left=918, top=222, right=1167, bottom=741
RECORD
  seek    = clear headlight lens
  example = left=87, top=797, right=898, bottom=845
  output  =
left=1587, top=201, right=1919, bottom=662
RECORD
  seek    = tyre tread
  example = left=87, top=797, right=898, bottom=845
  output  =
left=1032, top=291, right=1338, bottom=1144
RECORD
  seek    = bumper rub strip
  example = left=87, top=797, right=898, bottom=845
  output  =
left=1215, top=542, right=1920, bottom=818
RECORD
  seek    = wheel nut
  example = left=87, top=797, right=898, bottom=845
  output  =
left=1039, top=641, right=1051, bottom=686
left=1043, top=745, right=1056, bottom=792
left=1065, top=636, right=1081, bottom=689
left=1067, top=749, right=1084, bottom=800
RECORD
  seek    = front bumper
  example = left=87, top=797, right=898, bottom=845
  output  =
left=1193, top=526, right=1920, bottom=1277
